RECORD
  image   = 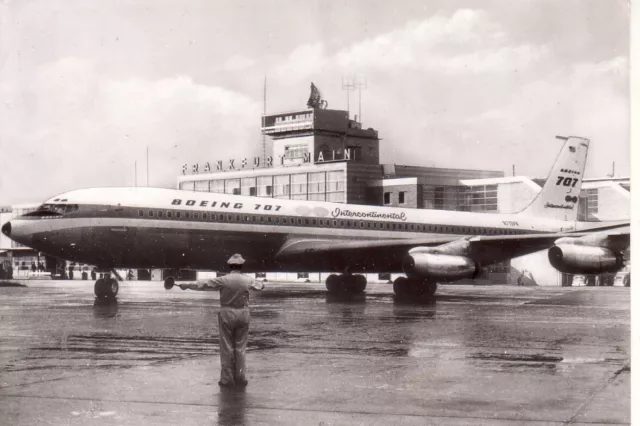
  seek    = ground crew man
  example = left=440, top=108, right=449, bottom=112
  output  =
left=179, top=254, right=264, bottom=388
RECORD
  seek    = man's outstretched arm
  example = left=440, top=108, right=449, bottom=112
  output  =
left=250, top=279, right=265, bottom=291
left=180, top=278, right=223, bottom=291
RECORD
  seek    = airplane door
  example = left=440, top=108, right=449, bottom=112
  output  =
left=108, top=204, right=137, bottom=265
left=81, top=204, right=137, bottom=266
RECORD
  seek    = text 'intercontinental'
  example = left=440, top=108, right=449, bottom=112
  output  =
left=331, top=207, right=407, bottom=222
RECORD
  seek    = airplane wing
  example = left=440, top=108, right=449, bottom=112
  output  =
left=275, top=228, right=630, bottom=272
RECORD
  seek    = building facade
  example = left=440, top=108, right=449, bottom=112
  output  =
left=178, top=105, right=504, bottom=209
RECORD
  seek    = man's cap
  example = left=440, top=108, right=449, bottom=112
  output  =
left=227, top=254, right=246, bottom=265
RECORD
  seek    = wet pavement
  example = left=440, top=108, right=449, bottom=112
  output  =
left=0, top=280, right=630, bottom=425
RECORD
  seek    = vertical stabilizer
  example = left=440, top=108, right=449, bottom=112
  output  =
left=517, top=136, right=589, bottom=221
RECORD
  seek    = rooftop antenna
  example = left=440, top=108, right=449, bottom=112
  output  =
left=146, top=146, right=149, bottom=187
left=262, top=75, right=267, bottom=168
left=356, top=77, right=367, bottom=123
left=341, top=76, right=356, bottom=118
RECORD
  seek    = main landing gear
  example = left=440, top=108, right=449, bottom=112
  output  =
left=393, top=277, right=437, bottom=300
left=94, top=270, right=120, bottom=300
left=325, top=274, right=367, bottom=294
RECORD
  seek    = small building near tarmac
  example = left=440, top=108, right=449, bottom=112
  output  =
left=0, top=204, right=58, bottom=279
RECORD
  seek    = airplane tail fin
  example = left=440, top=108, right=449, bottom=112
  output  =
left=517, top=136, right=589, bottom=221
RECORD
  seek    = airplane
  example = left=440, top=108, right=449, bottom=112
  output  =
left=1, top=136, right=629, bottom=300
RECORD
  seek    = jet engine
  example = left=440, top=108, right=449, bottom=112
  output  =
left=548, top=244, right=623, bottom=274
left=403, top=252, right=480, bottom=282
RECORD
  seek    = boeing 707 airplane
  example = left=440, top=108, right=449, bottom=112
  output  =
left=1, top=136, right=629, bottom=299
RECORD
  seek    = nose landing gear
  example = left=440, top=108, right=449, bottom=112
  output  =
left=94, top=269, right=120, bottom=299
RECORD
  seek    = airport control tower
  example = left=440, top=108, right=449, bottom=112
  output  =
left=261, top=85, right=380, bottom=167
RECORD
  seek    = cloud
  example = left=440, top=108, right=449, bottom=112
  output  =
left=269, top=9, right=547, bottom=76
left=0, top=57, right=261, bottom=203
left=258, top=8, right=626, bottom=179
left=215, top=54, right=256, bottom=72
left=274, top=42, right=327, bottom=80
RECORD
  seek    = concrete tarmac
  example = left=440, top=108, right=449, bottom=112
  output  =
left=0, top=280, right=630, bottom=425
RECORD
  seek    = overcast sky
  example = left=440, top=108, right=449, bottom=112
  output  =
left=0, top=0, right=630, bottom=205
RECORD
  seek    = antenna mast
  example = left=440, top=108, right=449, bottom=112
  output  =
left=341, top=77, right=356, bottom=118
left=262, top=76, right=267, bottom=168
left=356, top=77, right=367, bottom=122
left=146, top=146, right=149, bottom=187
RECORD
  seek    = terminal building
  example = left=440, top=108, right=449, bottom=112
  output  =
left=177, top=106, right=505, bottom=213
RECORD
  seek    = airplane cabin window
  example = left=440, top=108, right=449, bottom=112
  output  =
left=167, top=211, right=172, bottom=218
left=193, top=213, right=199, bottom=219
left=176, top=212, right=181, bottom=218
left=158, top=211, right=163, bottom=218
left=138, top=210, right=143, bottom=217
left=148, top=210, right=154, bottom=217
left=202, top=213, right=207, bottom=220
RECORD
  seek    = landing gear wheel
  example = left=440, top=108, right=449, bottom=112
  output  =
left=326, top=274, right=342, bottom=293
left=94, top=278, right=105, bottom=298
left=95, top=278, right=119, bottom=299
left=164, top=276, right=176, bottom=290
left=107, top=278, right=119, bottom=298
left=423, top=281, right=437, bottom=298
left=393, top=277, right=437, bottom=300
left=393, top=277, right=409, bottom=297
left=407, top=278, right=426, bottom=297
left=352, top=274, right=367, bottom=293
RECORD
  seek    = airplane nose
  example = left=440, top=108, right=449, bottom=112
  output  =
left=1, top=221, right=10, bottom=237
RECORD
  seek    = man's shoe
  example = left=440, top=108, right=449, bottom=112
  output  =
left=218, top=381, right=234, bottom=388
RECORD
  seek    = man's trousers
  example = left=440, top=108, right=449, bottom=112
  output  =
left=217, top=307, right=250, bottom=385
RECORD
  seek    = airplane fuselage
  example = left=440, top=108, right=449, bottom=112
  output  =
left=6, top=187, right=579, bottom=272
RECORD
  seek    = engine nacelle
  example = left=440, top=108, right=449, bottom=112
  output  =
left=548, top=244, right=623, bottom=274
left=403, top=253, right=480, bottom=282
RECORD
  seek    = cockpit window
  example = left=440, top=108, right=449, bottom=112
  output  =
left=36, top=204, right=79, bottom=215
